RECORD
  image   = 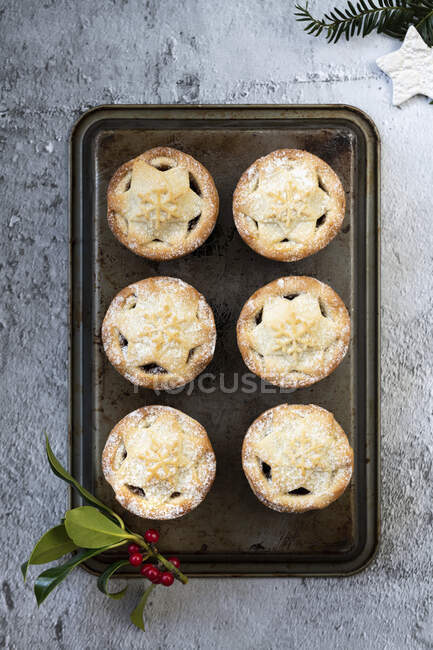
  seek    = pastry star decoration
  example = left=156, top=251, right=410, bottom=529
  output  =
left=117, top=414, right=195, bottom=495
left=376, top=26, right=433, bottom=106
left=113, top=159, right=202, bottom=244
left=239, top=163, right=330, bottom=244
left=255, top=411, right=335, bottom=493
left=249, top=294, right=338, bottom=373
left=117, top=292, right=207, bottom=375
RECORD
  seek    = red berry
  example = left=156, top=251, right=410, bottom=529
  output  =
left=128, top=543, right=140, bottom=554
left=160, top=571, right=174, bottom=587
left=129, top=552, right=143, bottom=567
left=168, top=556, right=180, bottom=569
left=145, top=529, right=159, bottom=543
left=151, top=571, right=162, bottom=584
left=140, top=563, right=154, bottom=576
left=143, top=566, right=161, bottom=583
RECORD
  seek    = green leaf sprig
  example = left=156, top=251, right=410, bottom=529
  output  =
left=22, top=437, right=188, bottom=632
left=295, top=1, right=433, bottom=46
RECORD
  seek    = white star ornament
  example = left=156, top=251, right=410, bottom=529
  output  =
left=376, top=26, right=433, bottom=106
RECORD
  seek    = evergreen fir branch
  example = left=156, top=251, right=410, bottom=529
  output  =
left=294, top=1, right=433, bottom=46
left=414, top=2, right=433, bottom=44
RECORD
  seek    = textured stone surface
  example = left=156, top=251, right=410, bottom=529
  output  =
left=1, top=1, right=433, bottom=648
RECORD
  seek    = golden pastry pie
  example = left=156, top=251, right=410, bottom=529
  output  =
left=102, top=405, right=216, bottom=519
left=102, top=276, right=216, bottom=390
left=242, top=403, right=353, bottom=513
left=107, top=147, right=219, bottom=260
left=237, top=276, right=350, bottom=389
left=233, top=149, right=345, bottom=261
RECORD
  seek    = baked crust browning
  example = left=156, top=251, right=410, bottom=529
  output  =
left=236, top=276, right=350, bottom=389
left=107, top=146, right=219, bottom=260
left=233, top=149, right=345, bottom=261
left=102, top=276, right=216, bottom=390
left=102, top=405, right=216, bottom=520
left=242, top=403, right=353, bottom=513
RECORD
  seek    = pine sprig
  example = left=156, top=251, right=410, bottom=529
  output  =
left=295, top=1, right=433, bottom=46
left=415, top=2, right=433, bottom=44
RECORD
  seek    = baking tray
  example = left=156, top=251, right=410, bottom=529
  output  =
left=70, top=105, right=380, bottom=577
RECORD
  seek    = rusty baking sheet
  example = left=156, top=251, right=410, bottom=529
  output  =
left=70, top=105, right=380, bottom=577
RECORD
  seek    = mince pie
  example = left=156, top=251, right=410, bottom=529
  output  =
left=233, top=149, right=345, bottom=261
left=102, top=276, right=216, bottom=390
left=107, top=147, right=219, bottom=260
left=242, top=403, right=353, bottom=513
left=237, top=276, right=350, bottom=389
left=102, top=405, right=216, bottom=519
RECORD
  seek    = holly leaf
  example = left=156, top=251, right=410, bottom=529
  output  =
left=130, top=584, right=155, bottom=632
left=97, top=559, right=130, bottom=599
left=45, top=435, right=125, bottom=529
left=34, top=546, right=111, bottom=605
left=64, top=506, right=135, bottom=549
left=22, top=524, right=77, bottom=581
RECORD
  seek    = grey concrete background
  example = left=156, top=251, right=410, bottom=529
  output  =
left=1, top=0, right=432, bottom=648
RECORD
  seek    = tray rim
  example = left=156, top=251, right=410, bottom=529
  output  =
left=69, top=103, right=380, bottom=578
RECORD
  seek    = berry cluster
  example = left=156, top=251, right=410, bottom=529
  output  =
left=127, top=529, right=179, bottom=588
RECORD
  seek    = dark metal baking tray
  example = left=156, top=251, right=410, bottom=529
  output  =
left=70, top=105, right=380, bottom=577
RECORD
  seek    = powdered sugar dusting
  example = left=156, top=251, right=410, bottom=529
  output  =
left=107, top=147, right=218, bottom=261
left=233, top=149, right=345, bottom=262
left=242, top=403, right=353, bottom=513
left=237, top=276, right=350, bottom=389
left=102, top=405, right=216, bottom=520
left=102, top=276, right=216, bottom=389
